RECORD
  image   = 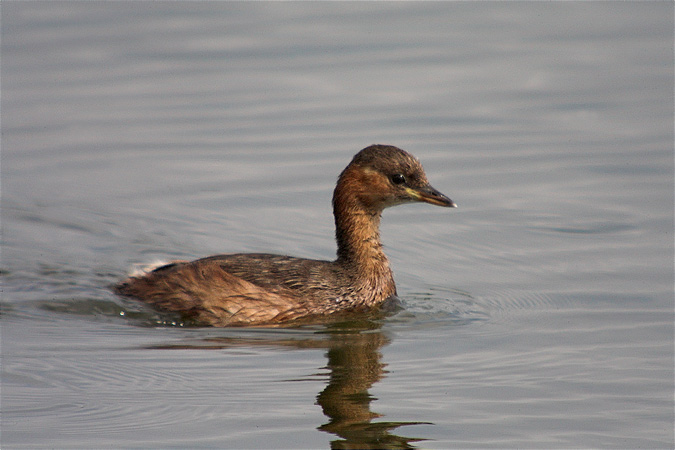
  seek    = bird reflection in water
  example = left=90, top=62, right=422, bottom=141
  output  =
left=315, top=319, right=430, bottom=449
left=148, top=317, right=429, bottom=449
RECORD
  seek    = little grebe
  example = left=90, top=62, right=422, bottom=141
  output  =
left=115, top=145, right=455, bottom=326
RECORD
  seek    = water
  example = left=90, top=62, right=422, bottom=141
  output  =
left=2, top=2, right=673, bottom=448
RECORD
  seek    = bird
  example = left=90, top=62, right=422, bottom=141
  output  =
left=115, top=144, right=455, bottom=326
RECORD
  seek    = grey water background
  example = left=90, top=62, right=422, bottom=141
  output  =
left=2, top=2, right=673, bottom=448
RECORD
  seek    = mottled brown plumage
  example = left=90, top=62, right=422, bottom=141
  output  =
left=115, top=145, right=455, bottom=326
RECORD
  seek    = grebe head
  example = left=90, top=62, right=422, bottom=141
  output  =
left=335, top=144, right=456, bottom=212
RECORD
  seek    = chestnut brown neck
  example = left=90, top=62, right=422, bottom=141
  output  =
left=332, top=166, right=392, bottom=282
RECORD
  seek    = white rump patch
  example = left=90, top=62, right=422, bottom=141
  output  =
left=127, top=260, right=172, bottom=278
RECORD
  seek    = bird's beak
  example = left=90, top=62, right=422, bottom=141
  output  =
left=406, top=184, right=456, bottom=208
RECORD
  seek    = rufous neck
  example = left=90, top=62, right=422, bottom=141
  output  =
left=332, top=168, right=389, bottom=271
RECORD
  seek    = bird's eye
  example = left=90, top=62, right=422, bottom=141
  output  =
left=390, top=174, right=406, bottom=185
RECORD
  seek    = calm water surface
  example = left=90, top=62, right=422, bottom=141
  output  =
left=2, top=3, right=673, bottom=448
